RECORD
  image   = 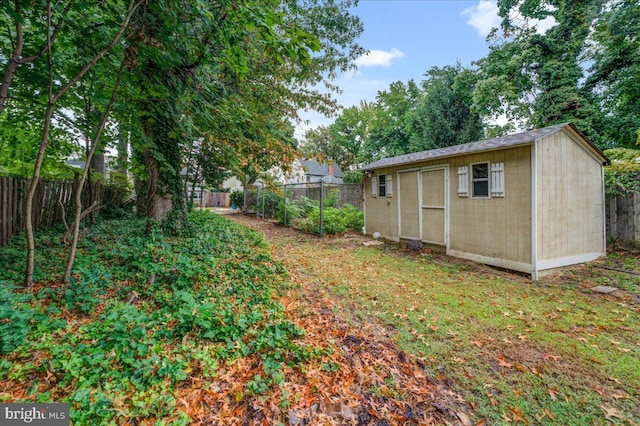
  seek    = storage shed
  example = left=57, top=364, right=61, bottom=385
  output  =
left=361, top=123, right=610, bottom=279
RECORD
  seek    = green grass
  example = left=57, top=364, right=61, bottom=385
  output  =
left=286, top=242, right=640, bottom=424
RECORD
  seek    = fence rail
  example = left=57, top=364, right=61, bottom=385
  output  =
left=0, top=176, right=126, bottom=247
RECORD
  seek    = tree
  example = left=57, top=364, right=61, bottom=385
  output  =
left=20, top=0, right=143, bottom=289
left=408, top=64, right=483, bottom=151
left=474, top=0, right=606, bottom=144
left=367, top=80, right=420, bottom=159
left=586, top=0, right=640, bottom=147
left=301, top=101, right=375, bottom=171
left=124, top=0, right=363, bottom=228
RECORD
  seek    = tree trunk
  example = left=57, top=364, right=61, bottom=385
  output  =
left=23, top=0, right=143, bottom=288
left=24, top=102, right=55, bottom=289
left=0, top=1, right=24, bottom=114
left=64, top=62, right=123, bottom=283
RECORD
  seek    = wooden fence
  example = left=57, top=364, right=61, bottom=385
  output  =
left=606, top=193, right=640, bottom=246
left=0, top=176, right=125, bottom=247
left=203, top=192, right=230, bottom=208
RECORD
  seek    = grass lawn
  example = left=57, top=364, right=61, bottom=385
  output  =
left=238, top=215, right=639, bottom=425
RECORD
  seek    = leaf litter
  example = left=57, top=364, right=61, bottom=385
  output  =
left=228, top=213, right=472, bottom=425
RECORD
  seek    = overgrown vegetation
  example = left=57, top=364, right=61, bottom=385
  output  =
left=0, top=211, right=319, bottom=424
left=604, top=148, right=640, bottom=196
left=277, top=189, right=364, bottom=235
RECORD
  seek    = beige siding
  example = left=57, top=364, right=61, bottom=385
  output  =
left=364, top=168, right=398, bottom=240
left=536, top=130, right=605, bottom=264
left=447, top=146, right=532, bottom=266
left=365, top=146, right=533, bottom=268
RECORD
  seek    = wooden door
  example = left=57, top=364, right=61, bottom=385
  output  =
left=421, top=168, right=447, bottom=246
left=398, top=171, right=420, bottom=240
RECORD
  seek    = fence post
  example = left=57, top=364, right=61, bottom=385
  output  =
left=319, top=180, right=324, bottom=237
left=283, top=184, right=287, bottom=225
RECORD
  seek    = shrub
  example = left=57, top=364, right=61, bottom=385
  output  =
left=230, top=189, right=244, bottom=207
left=341, top=203, right=364, bottom=232
left=603, top=148, right=640, bottom=196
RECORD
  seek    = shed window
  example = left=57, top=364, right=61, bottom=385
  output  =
left=378, top=174, right=387, bottom=197
left=471, top=162, right=489, bottom=198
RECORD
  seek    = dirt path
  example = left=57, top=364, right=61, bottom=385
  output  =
left=225, top=212, right=472, bottom=425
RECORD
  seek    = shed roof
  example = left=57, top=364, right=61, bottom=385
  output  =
left=362, top=123, right=609, bottom=171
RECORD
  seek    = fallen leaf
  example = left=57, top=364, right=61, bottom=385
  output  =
left=547, top=387, right=560, bottom=401
left=542, top=353, right=561, bottom=361
left=471, top=338, right=483, bottom=348
left=535, top=408, right=556, bottom=422
left=509, top=406, right=528, bottom=424
left=601, top=405, right=622, bottom=420
left=496, top=355, right=512, bottom=368
left=611, top=390, right=628, bottom=400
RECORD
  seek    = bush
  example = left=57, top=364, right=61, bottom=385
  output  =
left=603, top=148, right=640, bottom=196
left=230, top=189, right=244, bottom=207
left=341, top=203, right=364, bottom=231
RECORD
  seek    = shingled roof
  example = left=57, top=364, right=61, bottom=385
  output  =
left=362, top=123, right=609, bottom=171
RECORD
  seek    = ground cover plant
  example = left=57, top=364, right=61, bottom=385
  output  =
left=0, top=211, right=469, bottom=425
left=0, top=211, right=316, bottom=424
left=229, top=214, right=640, bottom=425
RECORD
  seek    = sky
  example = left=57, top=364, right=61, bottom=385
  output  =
left=296, top=0, right=505, bottom=137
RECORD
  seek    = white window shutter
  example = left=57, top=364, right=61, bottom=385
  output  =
left=371, top=176, right=377, bottom=197
left=386, top=175, right=393, bottom=197
left=458, top=166, right=468, bottom=197
left=491, top=162, right=505, bottom=197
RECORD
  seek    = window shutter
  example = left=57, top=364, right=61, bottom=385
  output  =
left=491, top=162, right=505, bottom=197
left=371, top=176, right=377, bottom=197
left=386, top=175, right=393, bottom=197
left=458, top=166, right=469, bottom=197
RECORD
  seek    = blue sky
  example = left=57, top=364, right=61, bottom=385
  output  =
left=296, top=0, right=512, bottom=137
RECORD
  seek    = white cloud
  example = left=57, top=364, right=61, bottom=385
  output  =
left=355, top=48, right=405, bottom=68
left=463, top=1, right=557, bottom=37
left=462, top=1, right=501, bottom=37
left=534, top=15, right=557, bottom=35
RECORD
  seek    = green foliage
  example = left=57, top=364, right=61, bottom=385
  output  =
left=407, top=64, right=484, bottom=151
left=343, top=170, right=363, bottom=184
left=603, top=149, right=640, bottom=195
left=0, top=281, right=46, bottom=354
left=279, top=196, right=363, bottom=236
left=0, top=211, right=315, bottom=423
left=230, top=189, right=244, bottom=207
left=257, top=189, right=282, bottom=218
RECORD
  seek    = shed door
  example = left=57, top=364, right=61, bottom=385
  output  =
left=398, top=170, right=420, bottom=240
left=421, top=167, right=447, bottom=246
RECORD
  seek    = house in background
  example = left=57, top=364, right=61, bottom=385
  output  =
left=286, top=159, right=343, bottom=184
left=361, top=123, right=609, bottom=279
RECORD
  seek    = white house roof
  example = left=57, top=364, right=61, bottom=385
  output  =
left=362, top=123, right=609, bottom=171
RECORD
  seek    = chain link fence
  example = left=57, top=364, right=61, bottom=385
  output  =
left=243, top=182, right=363, bottom=237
